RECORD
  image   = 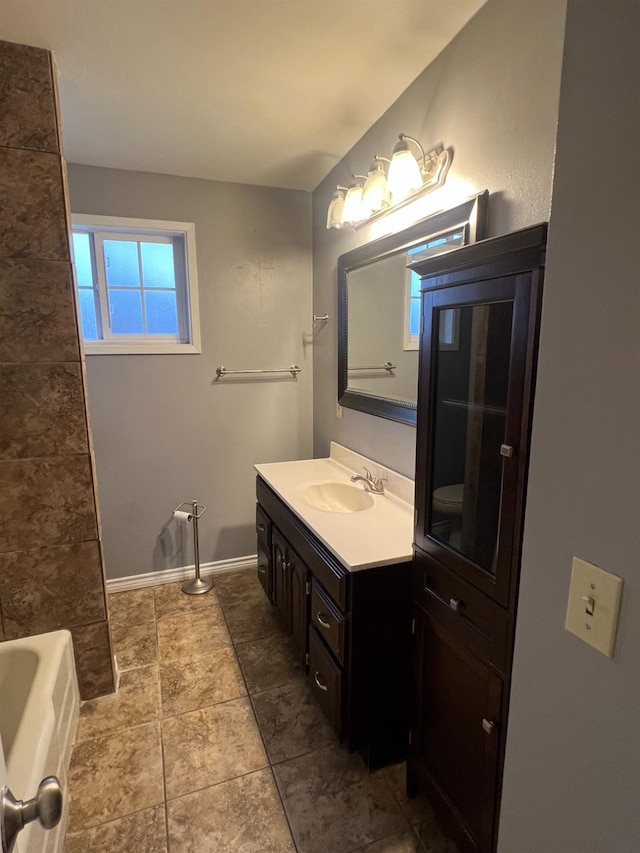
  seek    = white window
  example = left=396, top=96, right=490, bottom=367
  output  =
left=71, top=215, right=201, bottom=355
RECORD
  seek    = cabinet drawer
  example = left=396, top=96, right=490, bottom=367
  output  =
left=309, top=627, right=344, bottom=739
left=311, top=580, right=346, bottom=665
left=256, top=504, right=270, bottom=549
left=413, top=547, right=511, bottom=675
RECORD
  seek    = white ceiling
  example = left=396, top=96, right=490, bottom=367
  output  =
left=1, top=1, right=487, bottom=191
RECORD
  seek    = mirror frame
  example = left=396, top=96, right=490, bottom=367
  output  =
left=337, top=191, right=489, bottom=425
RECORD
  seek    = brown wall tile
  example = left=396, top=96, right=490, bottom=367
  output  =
left=0, top=41, right=58, bottom=153
left=0, top=259, right=80, bottom=362
left=0, top=147, right=69, bottom=260
left=71, top=620, right=116, bottom=699
left=0, top=363, right=88, bottom=459
left=0, top=455, right=97, bottom=552
left=0, top=540, right=106, bottom=638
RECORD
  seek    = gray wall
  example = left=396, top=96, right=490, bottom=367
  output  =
left=499, top=1, right=640, bottom=849
left=67, top=165, right=312, bottom=580
left=312, top=0, right=567, bottom=476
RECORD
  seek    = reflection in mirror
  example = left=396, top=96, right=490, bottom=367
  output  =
left=338, top=192, right=488, bottom=425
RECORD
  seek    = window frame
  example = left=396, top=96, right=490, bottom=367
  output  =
left=71, top=214, right=201, bottom=355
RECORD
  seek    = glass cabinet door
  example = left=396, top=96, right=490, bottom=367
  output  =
left=417, top=274, right=532, bottom=606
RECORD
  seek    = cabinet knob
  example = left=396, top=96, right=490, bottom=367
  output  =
left=500, top=444, right=515, bottom=458
left=482, top=718, right=496, bottom=734
left=256, top=522, right=266, bottom=532
left=314, top=671, right=329, bottom=692
left=258, top=563, right=267, bottom=575
left=449, top=598, right=461, bottom=613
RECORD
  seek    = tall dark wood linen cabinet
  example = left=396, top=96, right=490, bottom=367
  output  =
left=407, top=225, right=547, bottom=853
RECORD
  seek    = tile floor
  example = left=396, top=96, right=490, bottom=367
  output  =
left=64, top=569, right=459, bottom=853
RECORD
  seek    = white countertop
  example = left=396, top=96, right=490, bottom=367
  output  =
left=255, top=442, right=414, bottom=572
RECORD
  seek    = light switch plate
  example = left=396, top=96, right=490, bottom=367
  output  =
left=565, top=557, right=623, bottom=657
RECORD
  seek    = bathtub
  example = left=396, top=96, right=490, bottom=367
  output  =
left=0, top=631, right=79, bottom=853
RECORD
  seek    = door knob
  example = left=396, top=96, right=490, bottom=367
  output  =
left=2, top=776, right=62, bottom=853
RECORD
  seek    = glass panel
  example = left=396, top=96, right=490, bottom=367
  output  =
left=72, top=233, right=93, bottom=287
left=141, top=242, right=176, bottom=289
left=145, top=290, right=178, bottom=334
left=409, top=298, right=421, bottom=336
left=108, top=289, right=143, bottom=334
left=428, top=300, right=514, bottom=573
left=104, top=240, right=140, bottom=287
left=78, top=288, right=98, bottom=339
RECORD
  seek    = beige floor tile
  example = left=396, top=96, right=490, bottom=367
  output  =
left=214, top=569, right=263, bottom=609
left=166, top=768, right=295, bottom=853
left=67, top=722, right=164, bottom=831
left=356, top=829, right=426, bottom=852
left=273, top=743, right=408, bottom=853
left=77, top=664, right=160, bottom=742
left=162, top=696, right=267, bottom=799
left=413, top=815, right=461, bottom=853
left=235, top=631, right=303, bottom=694
left=222, top=593, right=282, bottom=644
left=64, top=804, right=167, bottom=853
left=251, top=676, right=335, bottom=763
left=154, top=581, right=220, bottom=620
left=160, top=645, right=246, bottom=717
left=111, top=620, right=157, bottom=670
left=381, top=762, right=433, bottom=825
left=107, top=587, right=155, bottom=627
left=156, top=608, right=231, bottom=662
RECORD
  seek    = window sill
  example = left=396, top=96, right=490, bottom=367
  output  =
left=83, top=341, right=201, bottom=356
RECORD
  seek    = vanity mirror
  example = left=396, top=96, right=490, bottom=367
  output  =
left=338, top=191, right=488, bottom=424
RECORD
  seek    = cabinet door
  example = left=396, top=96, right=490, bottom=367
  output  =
left=411, top=605, right=502, bottom=852
left=289, top=547, right=310, bottom=666
left=271, top=527, right=291, bottom=632
left=416, top=273, right=535, bottom=607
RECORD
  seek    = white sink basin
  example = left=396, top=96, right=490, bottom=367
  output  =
left=299, top=482, right=375, bottom=513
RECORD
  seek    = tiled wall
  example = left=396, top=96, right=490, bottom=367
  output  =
left=0, top=40, right=115, bottom=698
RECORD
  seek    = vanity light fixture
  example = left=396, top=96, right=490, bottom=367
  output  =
left=362, top=157, right=391, bottom=215
left=326, top=186, right=348, bottom=229
left=326, top=134, right=452, bottom=230
left=342, top=176, right=368, bottom=225
left=387, top=134, right=425, bottom=200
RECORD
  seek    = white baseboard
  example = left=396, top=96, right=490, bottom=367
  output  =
left=106, top=554, right=258, bottom=593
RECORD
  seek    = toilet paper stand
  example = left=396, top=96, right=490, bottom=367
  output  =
left=173, top=500, right=213, bottom=595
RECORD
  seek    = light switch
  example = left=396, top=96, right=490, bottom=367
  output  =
left=565, top=557, right=623, bottom=657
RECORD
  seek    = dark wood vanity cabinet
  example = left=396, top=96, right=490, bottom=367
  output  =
left=255, top=476, right=412, bottom=769
left=408, top=225, right=547, bottom=853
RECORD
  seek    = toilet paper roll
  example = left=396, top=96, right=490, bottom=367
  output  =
left=173, top=510, right=193, bottom=523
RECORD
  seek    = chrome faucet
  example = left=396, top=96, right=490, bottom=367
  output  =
left=350, top=467, right=386, bottom=494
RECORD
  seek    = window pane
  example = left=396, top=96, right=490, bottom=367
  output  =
left=73, top=233, right=93, bottom=287
left=409, top=269, right=421, bottom=299
left=409, top=297, right=421, bottom=336
left=145, top=290, right=178, bottom=334
left=104, top=240, right=140, bottom=288
left=78, top=288, right=98, bottom=339
left=141, top=242, right=175, bottom=289
left=108, top=289, right=143, bottom=334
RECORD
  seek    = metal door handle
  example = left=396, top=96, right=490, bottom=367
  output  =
left=2, top=776, right=62, bottom=853
left=316, top=612, right=332, bottom=629
left=314, top=671, right=329, bottom=692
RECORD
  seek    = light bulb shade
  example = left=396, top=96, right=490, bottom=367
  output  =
left=343, top=184, right=366, bottom=224
left=362, top=162, right=390, bottom=214
left=387, top=148, right=423, bottom=201
left=326, top=188, right=346, bottom=229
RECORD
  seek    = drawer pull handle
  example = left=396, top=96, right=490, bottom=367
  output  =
left=256, top=522, right=266, bottom=532
left=482, top=718, right=496, bottom=734
left=314, top=671, right=329, bottom=692
left=316, top=612, right=332, bottom=629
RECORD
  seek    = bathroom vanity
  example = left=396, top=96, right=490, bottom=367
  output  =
left=255, top=444, right=413, bottom=770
